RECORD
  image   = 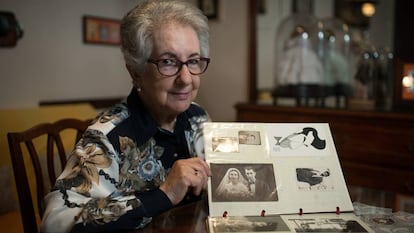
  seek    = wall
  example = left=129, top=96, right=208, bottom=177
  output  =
left=0, top=0, right=249, bottom=121
left=0, top=0, right=136, bottom=108
left=196, top=0, right=248, bottom=121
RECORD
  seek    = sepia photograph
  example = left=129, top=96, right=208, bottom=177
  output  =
left=288, top=218, right=369, bottom=232
left=212, top=136, right=239, bottom=153
left=211, top=163, right=278, bottom=202
left=209, top=216, right=290, bottom=232
left=238, top=130, right=261, bottom=145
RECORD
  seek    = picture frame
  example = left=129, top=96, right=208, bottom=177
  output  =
left=394, top=59, right=414, bottom=110
left=257, top=0, right=267, bottom=14
left=83, top=16, right=121, bottom=46
left=0, top=11, right=23, bottom=47
left=198, top=0, right=218, bottom=19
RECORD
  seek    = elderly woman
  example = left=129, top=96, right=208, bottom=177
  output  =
left=41, top=0, right=212, bottom=232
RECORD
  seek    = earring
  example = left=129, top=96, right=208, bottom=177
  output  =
left=137, top=87, right=141, bottom=92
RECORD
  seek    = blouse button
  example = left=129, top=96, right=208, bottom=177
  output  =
left=173, top=153, right=178, bottom=157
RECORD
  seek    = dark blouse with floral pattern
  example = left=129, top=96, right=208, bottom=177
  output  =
left=40, top=88, right=209, bottom=233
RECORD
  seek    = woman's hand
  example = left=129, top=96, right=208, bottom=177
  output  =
left=159, top=157, right=211, bottom=205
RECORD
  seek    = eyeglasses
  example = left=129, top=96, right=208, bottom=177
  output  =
left=147, top=57, right=210, bottom=77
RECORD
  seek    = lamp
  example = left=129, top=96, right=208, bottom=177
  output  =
left=361, top=2, right=376, bottom=17
left=402, top=73, right=414, bottom=89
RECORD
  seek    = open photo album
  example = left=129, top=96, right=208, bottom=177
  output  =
left=203, top=122, right=374, bottom=233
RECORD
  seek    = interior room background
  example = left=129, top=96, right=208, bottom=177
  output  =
left=0, top=0, right=395, bottom=121
left=0, top=0, right=248, bottom=122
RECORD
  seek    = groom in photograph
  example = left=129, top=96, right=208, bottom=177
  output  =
left=244, top=166, right=277, bottom=201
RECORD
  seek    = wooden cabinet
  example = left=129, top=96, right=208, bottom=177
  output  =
left=235, top=103, right=414, bottom=203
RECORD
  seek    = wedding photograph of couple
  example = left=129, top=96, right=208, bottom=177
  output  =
left=210, top=163, right=278, bottom=202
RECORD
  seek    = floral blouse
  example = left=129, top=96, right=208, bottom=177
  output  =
left=40, top=88, right=209, bottom=233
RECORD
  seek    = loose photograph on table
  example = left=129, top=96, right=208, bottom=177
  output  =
left=208, top=216, right=291, bottom=233
left=286, top=217, right=370, bottom=232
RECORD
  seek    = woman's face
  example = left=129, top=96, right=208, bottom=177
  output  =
left=137, top=23, right=201, bottom=118
left=228, top=170, right=239, bottom=184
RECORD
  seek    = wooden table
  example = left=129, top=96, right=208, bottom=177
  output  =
left=121, top=198, right=209, bottom=233
left=120, top=197, right=414, bottom=233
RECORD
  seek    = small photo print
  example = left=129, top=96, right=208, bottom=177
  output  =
left=295, top=167, right=334, bottom=191
left=212, top=137, right=239, bottom=153
left=363, top=212, right=414, bottom=232
left=210, top=216, right=290, bottom=232
left=211, top=163, right=278, bottom=202
left=288, top=218, right=369, bottom=232
left=238, top=130, right=261, bottom=145
left=372, top=217, right=395, bottom=225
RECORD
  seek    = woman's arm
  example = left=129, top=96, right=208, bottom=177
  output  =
left=40, top=129, right=173, bottom=233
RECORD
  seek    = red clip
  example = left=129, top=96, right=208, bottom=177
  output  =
left=299, top=208, right=303, bottom=216
left=261, top=210, right=266, bottom=217
left=336, top=206, right=340, bottom=215
left=222, top=211, right=228, bottom=218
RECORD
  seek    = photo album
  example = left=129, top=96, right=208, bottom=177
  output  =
left=203, top=122, right=374, bottom=233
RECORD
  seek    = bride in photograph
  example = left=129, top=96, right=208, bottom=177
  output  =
left=215, top=168, right=249, bottom=201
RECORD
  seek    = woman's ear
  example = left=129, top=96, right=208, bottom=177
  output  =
left=126, top=64, right=141, bottom=88
left=126, top=64, right=137, bottom=78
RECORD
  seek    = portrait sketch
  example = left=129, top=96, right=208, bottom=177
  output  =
left=211, top=163, right=278, bottom=202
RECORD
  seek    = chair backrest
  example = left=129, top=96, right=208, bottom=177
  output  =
left=7, top=118, right=90, bottom=233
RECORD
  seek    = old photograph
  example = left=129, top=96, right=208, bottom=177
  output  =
left=238, top=130, right=261, bottom=145
left=211, top=163, right=278, bottom=202
left=288, top=218, right=369, bottom=232
left=209, top=216, right=290, bottom=232
left=296, top=167, right=334, bottom=191
left=212, top=136, right=239, bottom=153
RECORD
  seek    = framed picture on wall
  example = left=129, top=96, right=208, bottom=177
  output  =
left=83, top=16, right=121, bottom=46
left=198, top=0, right=218, bottom=19
left=394, top=59, right=414, bottom=110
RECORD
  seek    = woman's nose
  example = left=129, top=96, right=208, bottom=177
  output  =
left=176, top=64, right=192, bottom=84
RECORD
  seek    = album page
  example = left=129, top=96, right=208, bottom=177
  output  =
left=203, top=122, right=354, bottom=218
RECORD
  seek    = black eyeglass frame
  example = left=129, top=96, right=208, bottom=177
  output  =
left=147, top=57, right=211, bottom=77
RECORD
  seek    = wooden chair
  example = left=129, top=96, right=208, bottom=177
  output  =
left=7, top=118, right=90, bottom=233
